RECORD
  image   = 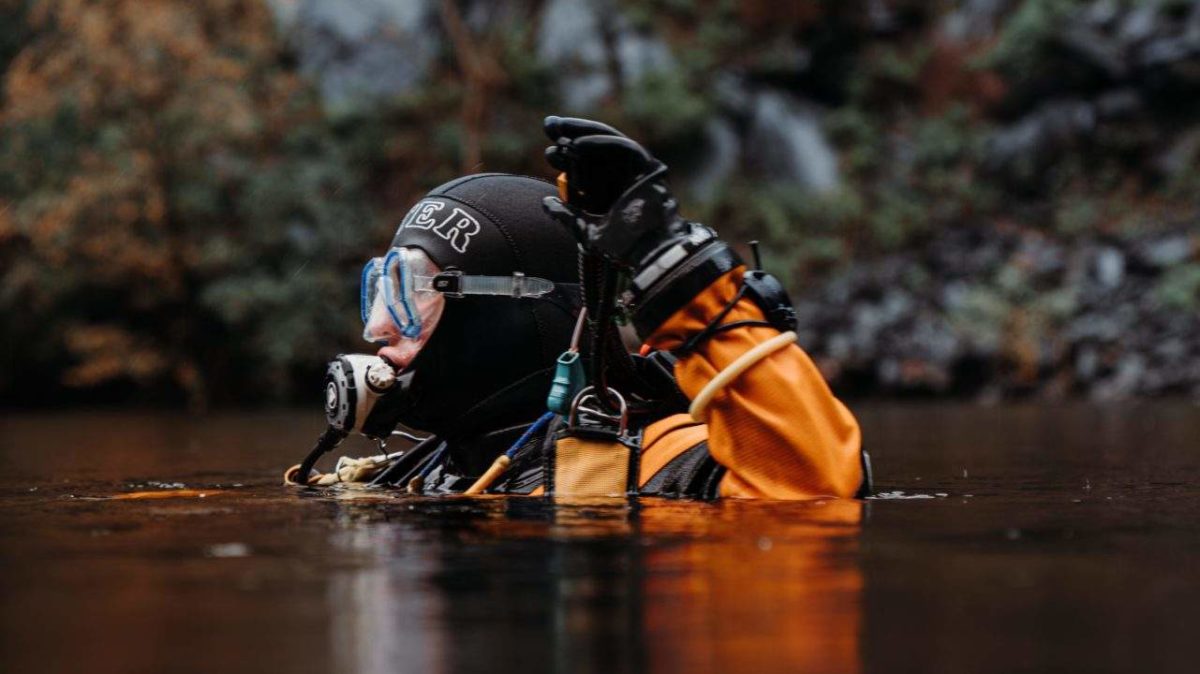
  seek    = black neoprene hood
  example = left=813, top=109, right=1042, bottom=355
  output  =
left=387, top=173, right=581, bottom=441
left=389, top=173, right=579, bottom=279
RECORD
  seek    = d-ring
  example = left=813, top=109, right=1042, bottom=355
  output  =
left=567, top=385, right=628, bottom=437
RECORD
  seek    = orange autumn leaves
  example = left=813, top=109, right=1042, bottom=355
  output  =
left=0, top=0, right=344, bottom=402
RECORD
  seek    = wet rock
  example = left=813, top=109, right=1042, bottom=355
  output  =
left=985, top=100, right=1096, bottom=177
left=985, top=0, right=1200, bottom=189
left=1094, top=88, right=1142, bottom=119
left=1083, top=0, right=1121, bottom=28
left=926, top=227, right=1006, bottom=279
left=939, top=0, right=1014, bottom=42
left=1128, top=3, right=1200, bottom=88
left=745, top=91, right=839, bottom=192
left=1154, top=337, right=1187, bottom=363
left=1138, top=35, right=1200, bottom=72
left=1060, top=20, right=1129, bottom=81
left=271, top=0, right=437, bottom=111
left=670, top=1, right=1200, bottom=401
left=864, top=0, right=898, bottom=34
left=1117, top=5, right=1159, bottom=44
left=1075, top=345, right=1100, bottom=382
left=1013, top=232, right=1066, bottom=278
left=796, top=216, right=1200, bottom=399
left=537, top=0, right=610, bottom=110
left=849, top=303, right=885, bottom=352
left=1154, top=125, right=1200, bottom=179
left=1131, top=234, right=1194, bottom=270
left=712, top=71, right=755, bottom=119
left=537, top=0, right=675, bottom=111
left=1094, top=247, right=1126, bottom=289
left=917, top=315, right=961, bottom=366
left=1092, top=353, right=1146, bottom=400
left=616, top=28, right=675, bottom=84
left=464, top=1, right=526, bottom=33
left=684, top=118, right=741, bottom=197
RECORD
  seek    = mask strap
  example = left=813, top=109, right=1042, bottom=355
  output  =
left=420, top=270, right=558, bottom=299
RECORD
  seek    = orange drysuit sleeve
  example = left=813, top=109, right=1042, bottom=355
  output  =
left=644, top=267, right=863, bottom=499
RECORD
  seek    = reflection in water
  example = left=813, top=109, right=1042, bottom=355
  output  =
left=639, top=501, right=862, bottom=673
left=324, top=496, right=863, bottom=674
left=2, top=404, right=1197, bottom=674
left=328, top=521, right=446, bottom=674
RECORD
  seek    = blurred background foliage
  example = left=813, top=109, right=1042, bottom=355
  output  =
left=1, top=0, right=1197, bottom=408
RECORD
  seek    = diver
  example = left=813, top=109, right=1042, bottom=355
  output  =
left=290, top=117, right=870, bottom=500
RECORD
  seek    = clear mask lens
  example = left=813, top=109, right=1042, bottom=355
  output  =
left=361, top=248, right=445, bottom=363
left=360, top=245, right=565, bottom=366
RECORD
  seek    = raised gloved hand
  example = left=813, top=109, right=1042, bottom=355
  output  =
left=541, top=115, right=742, bottom=337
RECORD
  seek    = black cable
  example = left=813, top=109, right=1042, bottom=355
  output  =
left=593, top=261, right=610, bottom=407
left=679, top=320, right=774, bottom=355
left=294, top=426, right=348, bottom=486
left=581, top=250, right=617, bottom=412
left=368, top=433, right=444, bottom=487
left=598, top=264, right=624, bottom=411
left=578, top=248, right=656, bottom=416
left=674, top=284, right=753, bottom=356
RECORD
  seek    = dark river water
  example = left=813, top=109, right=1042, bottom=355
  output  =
left=0, top=404, right=1196, bottom=674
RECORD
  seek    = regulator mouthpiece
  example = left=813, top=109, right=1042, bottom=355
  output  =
left=291, top=354, right=415, bottom=487
left=324, top=354, right=411, bottom=439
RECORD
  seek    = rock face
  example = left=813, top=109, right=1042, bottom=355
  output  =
left=687, top=118, right=741, bottom=197
left=537, top=0, right=611, bottom=110
left=536, top=0, right=841, bottom=195
left=796, top=224, right=1200, bottom=400
left=746, top=91, right=840, bottom=193
left=985, top=99, right=1097, bottom=177
left=940, top=0, right=1017, bottom=42
left=537, top=0, right=674, bottom=110
left=268, top=0, right=437, bottom=111
left=983, top=0, right=1200, bottom=186
left=262, top=0, right=1198, bottom=402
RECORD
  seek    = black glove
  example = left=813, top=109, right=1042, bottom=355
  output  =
left=541, top=115, right=742, bottom=337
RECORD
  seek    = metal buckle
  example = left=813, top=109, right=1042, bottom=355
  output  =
left=432, top=269, right=465, bottom=298
left=567, top=385, right=629, bottom=438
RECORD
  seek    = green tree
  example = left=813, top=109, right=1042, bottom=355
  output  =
left=0, top=0, right=372, bottom=406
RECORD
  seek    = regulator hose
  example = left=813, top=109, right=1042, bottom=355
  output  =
left=292, top=426, right=348, bottom=486
left=579, top=249, right=657, bottom=416
left=581, top=251, right=636, bottom=412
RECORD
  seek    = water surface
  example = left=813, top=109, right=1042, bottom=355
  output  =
left=0, top=404, right=1196, bottom=673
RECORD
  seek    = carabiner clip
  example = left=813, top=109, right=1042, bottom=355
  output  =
left=567, top=385, right=629, bottom=438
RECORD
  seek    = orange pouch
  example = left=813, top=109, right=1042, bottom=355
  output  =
left=544, top=427, right=640, bottom=498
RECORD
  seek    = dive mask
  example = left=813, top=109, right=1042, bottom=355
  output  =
left=360, top=246, right=560, bottom=358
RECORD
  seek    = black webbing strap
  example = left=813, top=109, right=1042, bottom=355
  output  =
left=674, top=283, right=772, bottom=357
left=639, top=440, right=726, bottom=500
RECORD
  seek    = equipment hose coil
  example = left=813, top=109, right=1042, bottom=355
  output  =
left=688, top=331, right=797, bottom=423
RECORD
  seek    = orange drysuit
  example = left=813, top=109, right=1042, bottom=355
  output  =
left=517, top=266, right=865, bottom=500
left=641, top=266, right=864, bottom=499
left=293, top=266, right=865, bottom=500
